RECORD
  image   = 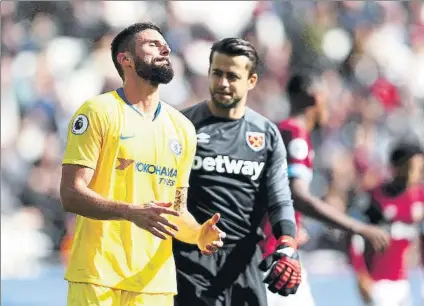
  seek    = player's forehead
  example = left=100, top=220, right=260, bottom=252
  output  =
left=134, top=29, right=167, bottom=45
left=210, top=52, right=251, bottom=74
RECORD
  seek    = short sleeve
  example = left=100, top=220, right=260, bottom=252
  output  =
left=176, top=123, right=197, bottom=188
left=280, top=129, right=313, bottom=183
left=62, top=101, right=108, bottom=169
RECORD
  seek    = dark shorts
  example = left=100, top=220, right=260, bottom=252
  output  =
left=173, top=238, right=267, bottom=306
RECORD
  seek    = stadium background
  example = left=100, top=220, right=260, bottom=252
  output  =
left=1, top=1, right=424, bottom=305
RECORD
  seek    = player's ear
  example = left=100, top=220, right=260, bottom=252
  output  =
left=248, top=72, right=258, bottom=90
left=117, top=52, right=133, bottom=68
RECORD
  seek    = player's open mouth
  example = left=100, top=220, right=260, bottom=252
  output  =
left=155, top=58, right=170, bottom=64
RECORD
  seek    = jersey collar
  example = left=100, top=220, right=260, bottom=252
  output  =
left=116, top=87, right=162, bottom=121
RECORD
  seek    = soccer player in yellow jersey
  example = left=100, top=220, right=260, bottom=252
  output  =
left=60, top=22, right=226, bottom=306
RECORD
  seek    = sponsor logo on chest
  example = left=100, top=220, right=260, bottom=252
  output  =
left=115, top=158, right=178, bottom=186
left=192, top=155, right=265, bottom=181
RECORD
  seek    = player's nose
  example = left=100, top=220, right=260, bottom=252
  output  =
left=217, top=77, right=230, bottom=88
left=160, top=44, right=171, bottom=57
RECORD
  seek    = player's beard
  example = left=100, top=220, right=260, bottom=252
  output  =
left=210, top=89, right=241, bottom=109
left=134, top=57, right=174, bottom=86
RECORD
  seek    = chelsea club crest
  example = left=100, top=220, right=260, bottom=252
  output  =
left=169, top=139, right=182, bottom=156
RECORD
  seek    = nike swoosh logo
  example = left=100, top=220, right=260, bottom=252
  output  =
left=120, top=134, right=135, bottom=140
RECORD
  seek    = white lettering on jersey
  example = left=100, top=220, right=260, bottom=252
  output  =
left=192, top=155, right=265, bottom=181
left=288, top=138, right=309, bottom=160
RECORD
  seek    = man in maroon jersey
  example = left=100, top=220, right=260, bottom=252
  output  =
left=260, top=74, right=391, bottom=306
left=349, top=143, right=424, bottom=306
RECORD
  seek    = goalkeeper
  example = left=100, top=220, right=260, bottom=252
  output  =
left=173, top=37, right=300, bottom=306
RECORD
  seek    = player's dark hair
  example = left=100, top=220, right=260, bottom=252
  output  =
left=111, top=22, right=164, bottom=80
left=209, top=38, right=259, bottom=76
left=389, top=143, right=423, bottom=168
left=286, top=73, right=316, bottom=115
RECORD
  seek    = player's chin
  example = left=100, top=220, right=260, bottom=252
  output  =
left=213, top=95, right=236, bottom=108
left=214, top=93, right=233, bottom=101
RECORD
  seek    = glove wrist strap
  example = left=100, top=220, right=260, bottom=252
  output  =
left=277, top=235, right=297, bottom=249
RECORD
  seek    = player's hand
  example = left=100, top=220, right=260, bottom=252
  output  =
left=259, top=236, right=301, bottom=297
left=127, top=202, right=180, bottom=240
left=359, top=224, right=390, bottom=253
left=197, top=213, right=226, bottom=256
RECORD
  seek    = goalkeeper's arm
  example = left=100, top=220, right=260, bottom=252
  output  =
left=259, top=128, right=301, bottom=297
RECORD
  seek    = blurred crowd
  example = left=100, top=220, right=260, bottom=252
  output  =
left=2, top=1, right=424, bottom=279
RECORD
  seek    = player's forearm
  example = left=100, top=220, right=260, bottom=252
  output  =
left=266, top=157, right=297, bottom=238
left=293, top=190, right=364, bottom=234
left=290, top=180, right=364, bottom=234
left=171, top=212, right=202, bottom=244
left=267, top=198, right=297, bottom=239
left=170, top=187, right=201, bottom=244
left=60, top=184, right=130, bottom=221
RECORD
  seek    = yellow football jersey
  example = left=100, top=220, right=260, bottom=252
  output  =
left=62, top=88, right=196, bottom=294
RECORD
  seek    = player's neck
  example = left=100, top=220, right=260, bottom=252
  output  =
left=122, top=78, right=160, bottom=114
left=207, top=100, right=245, bottom=120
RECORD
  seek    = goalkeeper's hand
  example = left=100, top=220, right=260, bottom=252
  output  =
left=258, top=235, right=301, bottom=296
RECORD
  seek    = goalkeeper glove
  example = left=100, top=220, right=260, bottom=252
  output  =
left=259, top=235, right=301, bottom=296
